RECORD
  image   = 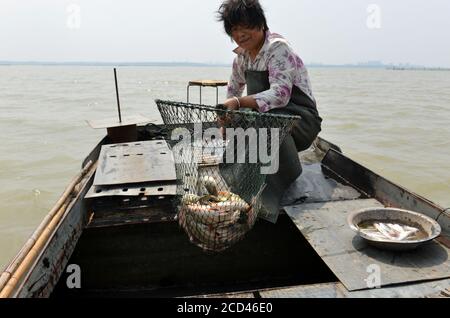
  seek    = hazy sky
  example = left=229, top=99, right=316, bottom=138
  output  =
left=1, top=0, right=450, bottom=67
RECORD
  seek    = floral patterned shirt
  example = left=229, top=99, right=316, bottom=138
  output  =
left=227, top=31, right=315, bottom=113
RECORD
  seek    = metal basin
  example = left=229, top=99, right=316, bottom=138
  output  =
left=347, top=208, right=442, bottom=251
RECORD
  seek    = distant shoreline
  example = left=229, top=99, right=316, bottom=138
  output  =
left=1, top=61, right=449, bottom=71
left=0, top=61, right=231, bottom=67
left=385, top=66, right=450, bottom=72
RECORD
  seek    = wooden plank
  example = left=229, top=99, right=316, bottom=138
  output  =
left=258, top=278, right=450, bottom=298
left=259, top=283, right=345, bottom=298
left=193, top=292, right=256, bottom=299
left=188, top=80, right=228, bottom=87
left=284, top=199, right=450, bottom=291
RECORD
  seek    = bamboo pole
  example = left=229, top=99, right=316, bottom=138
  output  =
left=0, top=202, right=69, bottom=298
left=0, top=160, right=96, bottom=297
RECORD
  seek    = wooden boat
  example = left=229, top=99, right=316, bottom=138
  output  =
left=1, top=124, right=449, bottom=298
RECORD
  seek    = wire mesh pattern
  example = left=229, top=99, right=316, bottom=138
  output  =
left=156, top=100, right=301, bottom=252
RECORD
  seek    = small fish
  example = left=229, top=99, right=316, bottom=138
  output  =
left=360, top=229, right=388, bottom=241
left=184, top=213, right=247, bottom=248
left=390, top=223, right=405, bottom=234
left=198, top=195, right=221, bottom=205
left=181, top=194, right=201, bottom=205
left=188, top=192, right=250, bottom=213
left=185, top=204, right=241, bottom=225
left=202, top=176, right=218, bottom=196
left=184, top=213, right=216, bottom=245
left=374, top=223, right=397, bottom=239
left=369, top=222, right=420, bottom=241
left=397, top=226, right=419, bottom=241
left=179, top=188, right=252, bottom=250
left=216, top=200, right=250, bottom=213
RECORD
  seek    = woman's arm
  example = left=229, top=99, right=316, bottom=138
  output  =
left=223, top=95, right=258, bottom=111
left=224, top=55, right=258, bottom=110
left=224, top=42, right=300, bottom=113
left=253, top=42, right=300, bottom=113
left=227, top=57, right=246, bottom=99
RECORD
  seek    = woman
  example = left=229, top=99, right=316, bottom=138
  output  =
left=217, top=0, right=322, bottom=223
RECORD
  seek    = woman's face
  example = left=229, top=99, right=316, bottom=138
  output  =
left=231, top=25, right=265, bottom=53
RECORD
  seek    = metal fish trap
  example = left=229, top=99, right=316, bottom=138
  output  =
left=156, top=100, right=300, bottom=252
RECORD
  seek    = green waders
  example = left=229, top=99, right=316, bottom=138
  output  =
left=220, top=70, right=322, bottom=223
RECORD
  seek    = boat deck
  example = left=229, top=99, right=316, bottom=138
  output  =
left=50, top=138, right=450, bottom=298
left=5, top=130, right=448, bottom=298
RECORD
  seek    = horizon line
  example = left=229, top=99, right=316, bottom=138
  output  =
left=1, top=60, right=449, bottom=70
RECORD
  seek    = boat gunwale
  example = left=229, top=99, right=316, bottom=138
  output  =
left=13, top=164, right=97, bottom=297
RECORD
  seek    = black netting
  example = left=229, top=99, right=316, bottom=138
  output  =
left=156, top=100, right=300, bottom=252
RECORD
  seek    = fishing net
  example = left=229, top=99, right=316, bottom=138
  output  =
left=156, top=100, right=301, bottom=252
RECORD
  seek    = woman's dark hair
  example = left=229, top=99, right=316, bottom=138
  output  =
left=217, top=0, right=269, bottom=36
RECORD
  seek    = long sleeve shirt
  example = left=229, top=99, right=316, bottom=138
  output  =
left=227, top=31, right=315, bottom=113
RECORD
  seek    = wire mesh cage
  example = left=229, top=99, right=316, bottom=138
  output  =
left=155, top=100, right=301, bottom=252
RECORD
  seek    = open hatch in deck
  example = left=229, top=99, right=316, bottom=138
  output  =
left=51, top=214, right=338, bottom=298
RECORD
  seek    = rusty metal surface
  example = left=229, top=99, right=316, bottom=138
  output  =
left=284, top=199, right=450, bottom=292
left=94, top=140, right=176, bottom=186
left=87, top=199, right=177, bottom=229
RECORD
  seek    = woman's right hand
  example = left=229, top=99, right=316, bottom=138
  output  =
left=222, top=97, right=240, bottom=111
left=217, top=98, right=239, bottom=139
left=217, top=98, right=239, bottom=125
